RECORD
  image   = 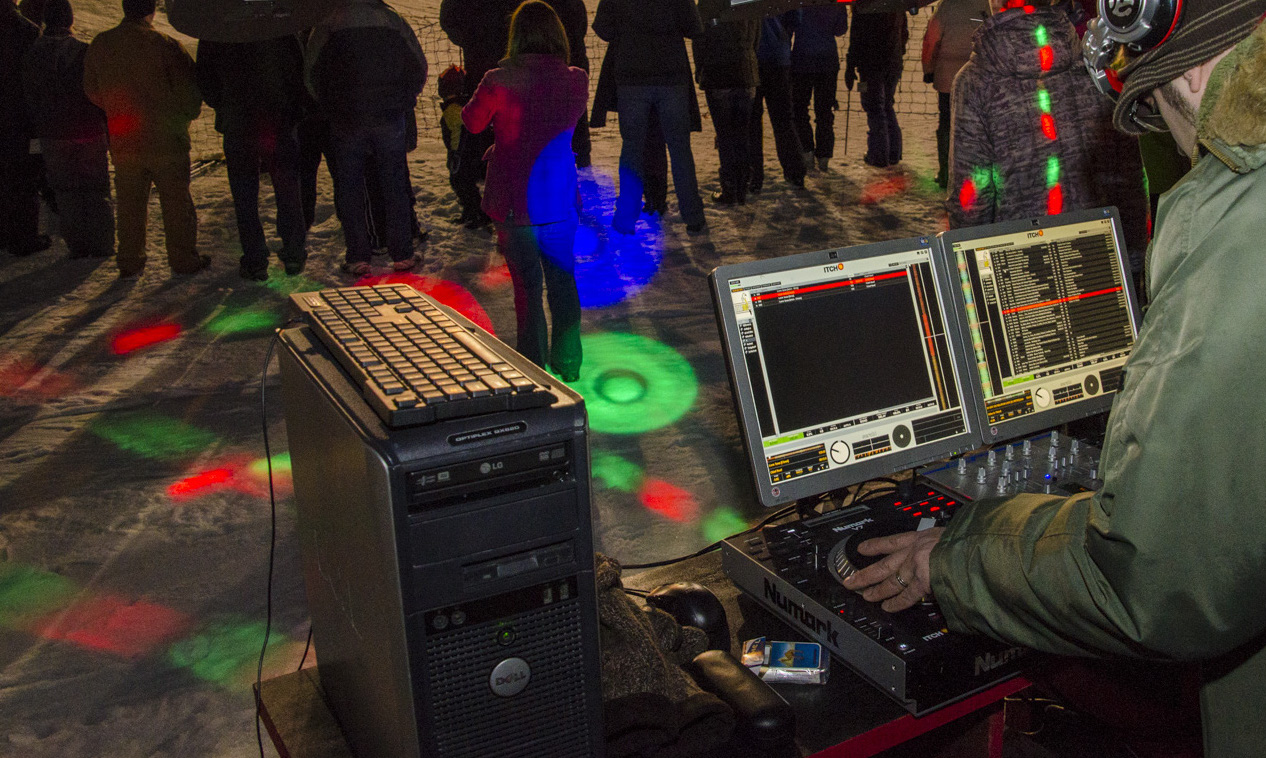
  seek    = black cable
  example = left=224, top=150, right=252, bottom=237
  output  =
left=619, top=501, right=801, bottom=572
left=296, top=625, right=313, bottom=673
left=255, top=328, right=283, bottom=758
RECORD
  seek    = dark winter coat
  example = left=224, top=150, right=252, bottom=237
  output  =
left=1, top=4, right=39, bottom=142
left=83, top=17, right=202, bottom=157
left=439, top=0, right=521, bottom=97
left=755, top=11, right=798, bottom=66
left=592, top=0, right=702, bottom=87
left=542, top=0, right=590, bottom=70
left=845, top=11, right=907, bottom=78
left=306, top=0, right=426, bottom=124
left=790, top=4, right=848, bottom=74
left=461, top=53, right=588, bottom=225
left=21, top=30, right=106, bottom=141
left=590, top=36, right=703, bottom=131
left=196, top=36, right=307, bottom=136
left=921, top=0, right=984, bottom=94
left=692, top=0, right=759, bottom=91
left=948, top=7, right=1148, bottom=264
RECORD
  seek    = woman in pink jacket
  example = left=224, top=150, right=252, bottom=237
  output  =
left=462, top=0, right=589, bottom=381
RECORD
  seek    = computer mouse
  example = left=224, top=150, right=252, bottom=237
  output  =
left=645, top=582, right=731, bottom=652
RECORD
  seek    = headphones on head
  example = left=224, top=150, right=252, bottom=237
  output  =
left=1083, top=0, right=1183, bottom=103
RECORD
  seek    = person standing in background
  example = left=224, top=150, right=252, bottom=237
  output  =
left=307, top=0, right=426, bottom=276
left=947, top=0, right=1148, bottom=271
left=1, top=0, right=48, bottom=258
left=922, top=0, right=984, bottom=188
left=790, top=2, right=849, bottom=173
left=594, top=0, right=706, bottom=234
left=22, top=0, right=113, bottom=260
left=694, top=0, right=759, bottom=204
left=748, top=10, right=805, bottom=191
left=440, top=0, right=521, bottom=229
left=845, top=10, right=908, bottom=168
left=462, top=0, right=588, bottom=381
left=83, top=0, right=206, bottom=277
left=196, top=35, right=309, bottom=280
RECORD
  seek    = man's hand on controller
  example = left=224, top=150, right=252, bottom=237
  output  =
left=841, top=527, right=945, bottom=612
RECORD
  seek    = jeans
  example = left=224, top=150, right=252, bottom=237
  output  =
left=791, top=69, right=839, bottom=159
left=642, top=109, right=668, bottom=211
left=224, top=125, right=306, bottom=272
left=705, top=87, right=755, bottom=193
left=936, top=91, right=951, bottom=186
left=298, top=116, right=330, bottom=230
left=498, top=216, right=582, bottom=375
left=112, top=150, right=199, bottom=275
left=43, top=135, right=113, bottom=258
left=749, top=61, right=806, bottom=185
left=859, top=63, right=903, bottom=166
left=615, top=85, right=704, bottom=230
left=329, top=111, right=413, bottom=263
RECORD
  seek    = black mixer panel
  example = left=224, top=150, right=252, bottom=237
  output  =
left=721, top=483, right=1029, bottom=715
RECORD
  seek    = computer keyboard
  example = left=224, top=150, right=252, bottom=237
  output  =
left=291, top=284, right=556, bottom=427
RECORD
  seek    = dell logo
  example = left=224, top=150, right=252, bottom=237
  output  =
left=489, top=657, right=532, bottom=697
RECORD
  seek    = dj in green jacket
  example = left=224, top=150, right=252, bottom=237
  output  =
left=842, top=3, right=1266, bottom=756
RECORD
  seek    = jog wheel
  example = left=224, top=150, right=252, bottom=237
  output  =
left=1084, top=373, right=1101, bottom=395
left=826, top=517, right=914, bottom=586
left=891, top=424, right=912, bottom=448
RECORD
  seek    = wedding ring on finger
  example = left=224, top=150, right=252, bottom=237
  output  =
left=894, top=571, right=909, bottom=589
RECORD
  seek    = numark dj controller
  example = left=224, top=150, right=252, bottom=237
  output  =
left=710, top=209, right=1139, bottom=714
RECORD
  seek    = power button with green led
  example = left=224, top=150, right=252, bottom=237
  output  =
left=496, top=627, right=517, bottom=646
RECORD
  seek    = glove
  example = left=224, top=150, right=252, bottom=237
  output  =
left=844, top=65, right=856, bottom=91
left=923, top=72, right=935, bottom=84
left=595, top=554, right=734, bottom=758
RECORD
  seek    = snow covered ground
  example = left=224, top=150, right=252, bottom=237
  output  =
left=0, top=1, right=953, bottom=754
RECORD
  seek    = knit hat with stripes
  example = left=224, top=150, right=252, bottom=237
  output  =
left=1113, top=0, right=1266, bottom=134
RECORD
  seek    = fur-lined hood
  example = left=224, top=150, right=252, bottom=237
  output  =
left=1198, top=21, right=1266, bottom=172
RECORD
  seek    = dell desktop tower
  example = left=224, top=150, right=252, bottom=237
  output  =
left=278, top=323, right=604, bottom=758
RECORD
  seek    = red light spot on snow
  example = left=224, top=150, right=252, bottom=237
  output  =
left=356, top=273, right=496, bottom=335
left=1041, top=114, right=1057, bottom=140
left=1047, top=184, right=1064, bottom=215
left=167, top=468, right=234, bottom=501
left=859, top=174, right=913, bottom=205
left=36, top=595, right=191, bottom=658
left=168, top=454, right=293, bottom=503
left=476, top=262, right=513, bottom=291
left=638, top=479, right=698, bottom=522
left=0, top=359, right=76, bottom=399
left=959, top=179, right=978, bottom=210
left=1039, top=46, right=1054, bottom=71
left=111, top=323, right=182, bottom=355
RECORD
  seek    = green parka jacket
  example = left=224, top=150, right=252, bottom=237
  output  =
left=930, top=23, right=1266, bottom=758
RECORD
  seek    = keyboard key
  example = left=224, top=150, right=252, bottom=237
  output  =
left=484, top=375, right=513, bottom=394
left=463, top=380, right=492, bottom=398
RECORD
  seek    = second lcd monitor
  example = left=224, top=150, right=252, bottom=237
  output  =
left=711, top=207, right=1141, bottom=507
